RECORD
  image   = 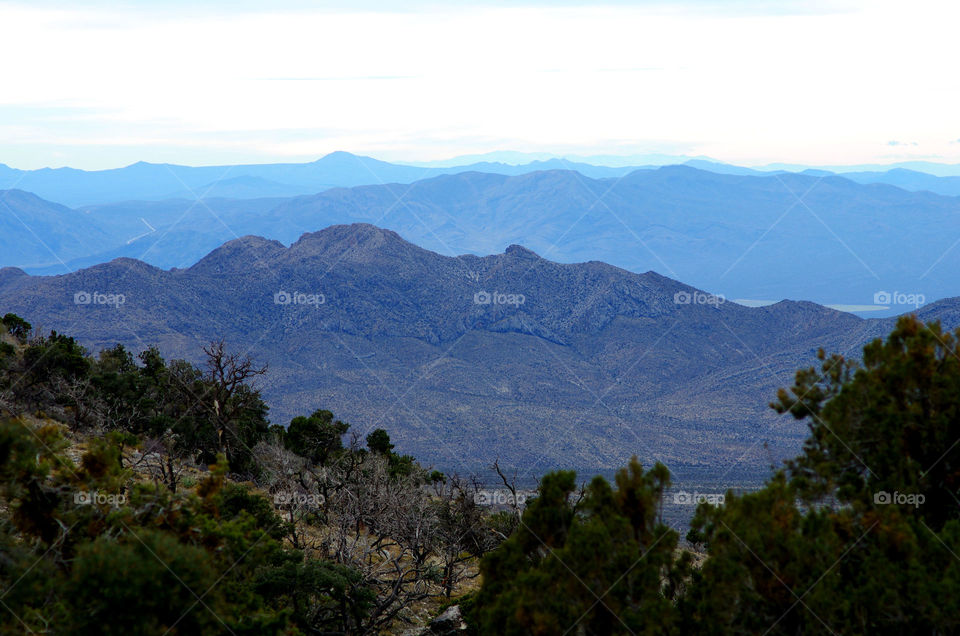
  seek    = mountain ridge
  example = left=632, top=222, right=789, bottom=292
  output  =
left=0, top=222, right=939, bottom=480
left=9, top=150, right=960, bottom=208
left=5, top=164, right=960, bottom=317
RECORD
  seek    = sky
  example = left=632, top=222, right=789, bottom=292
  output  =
left=1, top=0, right=959, bottom=169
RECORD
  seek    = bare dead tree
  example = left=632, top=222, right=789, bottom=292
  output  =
left=201, top=340, right=267, bottom=460
left=143, top=431, right=189, bottom=493
left=52, top=375, right=96, bottom=431
left=322, top=452, right=441, bottom=633
left=250, top=431, right=505, bottom=631
left=492, top=458, right=525, bottom=519
left=253, top=439, right=319, bottom=549
left=433, top=473, right=498, bottom=597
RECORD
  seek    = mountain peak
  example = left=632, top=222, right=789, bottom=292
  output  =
left=188, top=235, right=287, bottom=274
left=295, top=223, right=404, bottom=246
left=320, top=150, right=355, bottom=158
left=504, top=244, right=539, bottom=259
left=289, top=223, right=416, bottom=262
left=107, top=257, right=160, bottom=270
left=0, top=267, right=28, bottom=286
left=123, top=160, right=166, bottom=169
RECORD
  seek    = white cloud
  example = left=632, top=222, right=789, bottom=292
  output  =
left=1, top=0, right=959, bottom=168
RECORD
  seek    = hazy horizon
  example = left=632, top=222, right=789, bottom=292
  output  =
left=3, top=0, right=959, bottom=170
left=4, top=148, right=960, bottom=173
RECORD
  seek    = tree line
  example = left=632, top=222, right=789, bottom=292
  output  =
left=3, top=312, right=960, bottom=633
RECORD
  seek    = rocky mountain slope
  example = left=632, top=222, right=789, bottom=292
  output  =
left=0, top=223, right=952, bottom=480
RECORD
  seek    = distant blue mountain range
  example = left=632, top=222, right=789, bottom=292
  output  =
left=5, top=150, right=960, bottom=207
left=0, top=151, right=645, bottom=208
left=3, top=163, right=959, bottom=317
